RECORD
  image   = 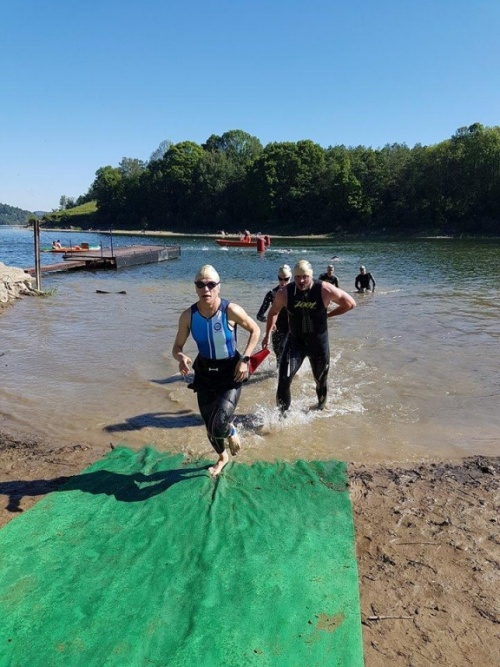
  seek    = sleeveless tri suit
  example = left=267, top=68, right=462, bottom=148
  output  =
left=189, top=298, right=242, bottom=453
left=277, top=280, right=330, bottom=412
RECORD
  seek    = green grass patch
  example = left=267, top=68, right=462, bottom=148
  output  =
left=41, top=201, right=98, bottom=229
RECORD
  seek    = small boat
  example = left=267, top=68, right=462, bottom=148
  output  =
left=42, top=244, right=101, bottom=253
left=216, top=239, right=258, bottom=248
left=216, top=235, right=271, bottom=248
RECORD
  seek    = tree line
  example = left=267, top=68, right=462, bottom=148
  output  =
left=0, top=203, right=33, bottom=226
left=67, top=124, right=500, bottom=236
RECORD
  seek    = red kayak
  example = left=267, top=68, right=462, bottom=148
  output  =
left=216, top=239, right=258, bottom=247
left=216, top=235, right=271, bottom=248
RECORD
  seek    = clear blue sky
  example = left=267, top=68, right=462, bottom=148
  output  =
left=2, top=0, right=499, bottom=212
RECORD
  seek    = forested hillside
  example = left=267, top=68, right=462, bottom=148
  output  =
left=0, top=203, right=33, bottom=226
left=54, top=124, right=500, bottom=236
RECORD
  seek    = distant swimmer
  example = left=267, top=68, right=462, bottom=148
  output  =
left=262, top=259, right=356, bottom=414
left=172, top=265, right=260, bottom=478
left=355, top=265, right=376, bottom=293
left=318, top=264, right=339, bottom=287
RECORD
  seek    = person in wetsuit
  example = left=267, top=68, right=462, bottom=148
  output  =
left=355, top=265, right=376, bottom=292
left=318, top=264, right=339, bottom=287
left=256, top=263, right=291, bottom=365
left=172, top=264, right=260, bottom=477
left=262, top=259, right=356, bottom=413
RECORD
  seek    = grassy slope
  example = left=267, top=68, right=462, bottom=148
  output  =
left=41, top=201, right=98, bottom=229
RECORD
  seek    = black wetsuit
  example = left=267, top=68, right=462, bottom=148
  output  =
left=318, top=272, right=339, bottom=287
left=256, top=286, right=289, bottom=364
left=355, top=272, right=375, bottom=291
left=191, top=356, right=242, bottom=454
left=277, top=280, right=330, bottom=412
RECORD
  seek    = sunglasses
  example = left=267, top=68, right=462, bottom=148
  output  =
left=194, top=280, right=219, bottom=290
left=278, top=275, right=290, bottom=281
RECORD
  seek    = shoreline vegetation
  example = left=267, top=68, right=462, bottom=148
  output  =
left=9, top=224, right=468, bottom=240
left=27, top=124, right=500, bottom=239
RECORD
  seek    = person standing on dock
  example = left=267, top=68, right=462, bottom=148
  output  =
left=172, top=265, right=260, bottom=478
left=262, top=259, right=356, bottom=414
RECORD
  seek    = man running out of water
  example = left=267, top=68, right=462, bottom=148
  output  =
left=262, top=259, right=356, bottom=414
left=172, top=265, right=260, bottom=477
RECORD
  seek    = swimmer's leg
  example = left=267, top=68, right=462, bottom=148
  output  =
left=309, top=348, right=330, bottom=410
left=227, top=423, right=240, bottom=456
left=198, top=387, right=242, bottom=472
left=208, top=451, right=229, bottom=478
left=272, top=331, right=287, bottom=367
left=276, top=339, right=305, bottom=413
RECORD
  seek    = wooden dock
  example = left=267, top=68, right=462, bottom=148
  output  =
left=25, top=244, right=180, bottom=275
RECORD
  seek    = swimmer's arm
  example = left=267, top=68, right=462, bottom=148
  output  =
left=228, top=304, right=260, bottom=380
left=172, top=309, right=193, bottom=375
left=263, top=288, right=286, bottom=347
left=322, top=284, right=357, bottom=318
left=228, top=303, right=260, bottom=356
left=256, top=290, right=273, bottom=322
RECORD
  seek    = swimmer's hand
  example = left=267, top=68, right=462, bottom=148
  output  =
left=177, top=354, right=192, bottom=376
left=234, top=358, right=249, bottom=381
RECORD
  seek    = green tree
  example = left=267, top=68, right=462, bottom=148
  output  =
left=203, top=130, right=263, bottom=166
left=90, top=166, right=124, bottom=223
left=149, top=140, right=173, bottom=163
left=246, top=140, right=326, bottom=229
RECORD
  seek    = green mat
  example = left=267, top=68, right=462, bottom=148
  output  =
left=0, top=447, right=363, bottom=667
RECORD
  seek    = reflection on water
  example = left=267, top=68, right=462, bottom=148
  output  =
left=1, top=229, right=499, bottom=463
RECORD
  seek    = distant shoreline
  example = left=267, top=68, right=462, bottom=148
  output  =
left=5, top=224, right=499, bottom=243
left=40, top=228, right=332, bottom=241
left=31, top=227, right=467, bottom=241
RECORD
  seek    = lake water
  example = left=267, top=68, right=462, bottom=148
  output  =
left=1, top=226, right=499, bottom=464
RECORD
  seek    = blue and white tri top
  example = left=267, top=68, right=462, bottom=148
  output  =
left=190, top=298, right=237, bottom=360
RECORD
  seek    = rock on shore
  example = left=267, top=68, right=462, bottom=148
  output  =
left=0, top=262, right=39, bottom=304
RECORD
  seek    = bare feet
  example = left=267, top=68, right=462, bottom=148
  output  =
left=208, top=450, right=229, bottom=478
left=227, top=424, right=241, bottom=456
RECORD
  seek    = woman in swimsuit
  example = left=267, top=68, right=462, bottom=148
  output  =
left=172, top=265, right=260, bottom=477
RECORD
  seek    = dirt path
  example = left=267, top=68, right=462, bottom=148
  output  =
left=0, top=429, right=498, bottom=666
left=351, top=458, right=499, bottom=665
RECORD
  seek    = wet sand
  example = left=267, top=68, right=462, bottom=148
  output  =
left=0, top=424, right=497, bottom=666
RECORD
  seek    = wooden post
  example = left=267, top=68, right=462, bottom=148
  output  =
left=109, top=225, right=114, bottom=257
left=33, top=220, right=42, bottom=290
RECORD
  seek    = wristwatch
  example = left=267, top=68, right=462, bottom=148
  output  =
left=240, top=356, right=250, bottom=363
